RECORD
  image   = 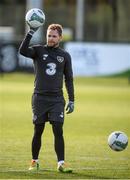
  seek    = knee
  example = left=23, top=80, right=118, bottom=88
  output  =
left=34, top=124, right=44, bottom=138
left=34, top=130, right=42, bottom=138
left=53, top=123, right=63, bottom=138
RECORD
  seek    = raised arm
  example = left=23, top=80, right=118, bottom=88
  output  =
left=19, top=31, right=36, bottom=58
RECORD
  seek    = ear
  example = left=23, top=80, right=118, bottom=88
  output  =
left=59, top=35, right=62, bottom=41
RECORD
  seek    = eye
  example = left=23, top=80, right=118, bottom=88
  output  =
left=48, top=35, right=57, bottom=38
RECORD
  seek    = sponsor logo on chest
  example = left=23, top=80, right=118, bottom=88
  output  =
left=43, top=54, right=48, bottom=60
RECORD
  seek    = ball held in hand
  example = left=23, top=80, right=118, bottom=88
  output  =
left=25, top=8, right=45, bottom=28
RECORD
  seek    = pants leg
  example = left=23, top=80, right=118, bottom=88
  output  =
left=51, top=122, right=64, bottom=161
left=32, top=123, right=45, bottom=159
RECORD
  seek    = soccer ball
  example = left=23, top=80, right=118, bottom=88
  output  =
left=25, top=8, right=45, bottom=28
left=108, top=131, right=128, bottom=151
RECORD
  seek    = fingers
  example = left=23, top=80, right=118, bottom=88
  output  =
left=66, top=102, right=74, bottom=114
left=66, top=105, right=69, bottom=111
left=66, top=108, right=73, bottom=114
left=28, top=26, right=39, bottom=36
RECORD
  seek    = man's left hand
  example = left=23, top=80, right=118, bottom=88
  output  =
left=66, top=101, right=74, bottom=114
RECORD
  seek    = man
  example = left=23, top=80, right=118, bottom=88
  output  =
left=19, top=24, right=74, bottom=173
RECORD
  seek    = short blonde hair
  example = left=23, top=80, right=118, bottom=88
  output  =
left=47, top=24, right=63, bottom=36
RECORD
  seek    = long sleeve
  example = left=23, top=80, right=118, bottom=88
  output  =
left=19, top=33, right=35, bottom=58
left=64, top=53, right=74, bottom=102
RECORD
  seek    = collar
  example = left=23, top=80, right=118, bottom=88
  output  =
left=44, top=44, right=59, bottom=50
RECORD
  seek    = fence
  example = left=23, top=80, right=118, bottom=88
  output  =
left=0, top=42, right=130, bottom=76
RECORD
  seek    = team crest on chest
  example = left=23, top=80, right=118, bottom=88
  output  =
left=57, top=56, right=64, bottom=63
left=43, top=54, right=48, bottom=60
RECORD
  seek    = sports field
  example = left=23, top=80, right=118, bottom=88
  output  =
left=0, top=73, right=130, bottom=179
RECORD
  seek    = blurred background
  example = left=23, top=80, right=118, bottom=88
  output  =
left=0, top=2, right=130, bottom=178
left=0, top=0, right=130, bottom=75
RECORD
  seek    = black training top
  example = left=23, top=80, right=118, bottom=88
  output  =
left=19, top=33, right=74, bottom=101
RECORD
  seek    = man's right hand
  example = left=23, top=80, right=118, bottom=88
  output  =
left=28, top=25, right=39, bottom=36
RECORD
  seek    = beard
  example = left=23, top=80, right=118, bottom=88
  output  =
left=47, top=41, right=59, bottom=48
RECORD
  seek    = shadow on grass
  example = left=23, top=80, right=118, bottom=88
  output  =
left=0, top=169, right=113, bottom=179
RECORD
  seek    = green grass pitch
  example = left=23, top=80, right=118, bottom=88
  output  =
left=0, top=73, right=130, bottom=179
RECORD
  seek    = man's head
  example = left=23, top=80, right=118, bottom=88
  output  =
left=46, top=24, right=63, bottom=47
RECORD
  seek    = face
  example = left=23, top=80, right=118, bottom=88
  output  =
left=46, top=29, right=62, bottom=48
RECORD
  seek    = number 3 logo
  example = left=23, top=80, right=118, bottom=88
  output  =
left=46, top=63, right=56, bottom=75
